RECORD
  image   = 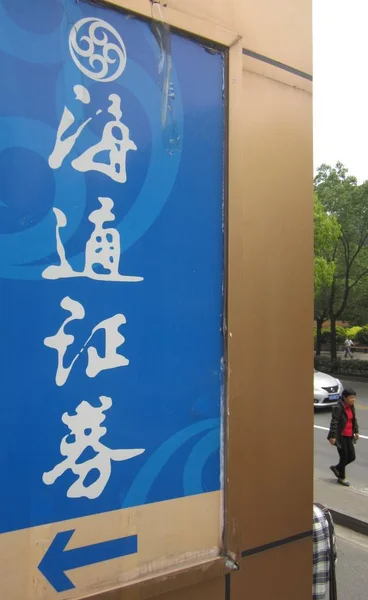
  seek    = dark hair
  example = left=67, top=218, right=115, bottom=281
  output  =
left=342, top=388, right=356, bottom=399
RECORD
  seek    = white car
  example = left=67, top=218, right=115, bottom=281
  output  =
left=314, top=370, right=343, bottom=408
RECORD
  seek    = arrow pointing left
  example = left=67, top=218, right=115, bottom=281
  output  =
left=38, top=530, right=138, bottom=592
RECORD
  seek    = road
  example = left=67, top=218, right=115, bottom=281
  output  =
left=335, top=526, right=368, bottom=599
left=314, top=379, right=368, bottom=490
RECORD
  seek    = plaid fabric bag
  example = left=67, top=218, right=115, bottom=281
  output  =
left=313, top=503, right=337, bottom=600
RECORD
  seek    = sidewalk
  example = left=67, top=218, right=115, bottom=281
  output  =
left=314, top=475, right=368, bottom=535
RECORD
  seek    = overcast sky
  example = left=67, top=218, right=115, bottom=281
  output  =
left=313, top=0, right=368, bottom=182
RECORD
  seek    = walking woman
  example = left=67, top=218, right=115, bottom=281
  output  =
left=328, top=388, right=359, bottom=487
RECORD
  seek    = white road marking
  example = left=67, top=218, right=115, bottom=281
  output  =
left=314, top=425, right=368, bottom=440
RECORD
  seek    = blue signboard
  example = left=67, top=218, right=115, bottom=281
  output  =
left=0, top=0, right=224, bottom=557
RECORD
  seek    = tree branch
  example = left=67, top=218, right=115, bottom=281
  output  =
left=348, top=269, right=368, bottom=291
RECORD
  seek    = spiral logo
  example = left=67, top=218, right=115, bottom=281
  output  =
left=69, top=17, right=127, bottom=82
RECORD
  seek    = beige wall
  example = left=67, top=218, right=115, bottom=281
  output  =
left=166, top=0, right=312, bottom=74
left=75, top=1, right=314, bottom=599
left=228, top=67, right=313, bottom=549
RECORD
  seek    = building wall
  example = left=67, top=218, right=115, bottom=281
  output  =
left=167, top=0, right=312, bottom=73
left=97, top=1, right=314, bottom=599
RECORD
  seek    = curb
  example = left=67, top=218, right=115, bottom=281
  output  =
left=329, top=508, right=368, bottom=537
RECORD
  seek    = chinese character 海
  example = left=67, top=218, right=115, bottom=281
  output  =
left=49, top=85, right=137, bottom=183
left=42, top=396, right=145, bottom=499
left=44, top=296, right=129, bottom=386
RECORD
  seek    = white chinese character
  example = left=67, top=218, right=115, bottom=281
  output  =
left=44, top=296, right=128, bottom=386
left=49, top=86, right=136, bottom=183
left=48, top=85, right=92, bottom=170
left=42, top=396, right=145, bottom=499
left=42, top=197, right=143, bottom=282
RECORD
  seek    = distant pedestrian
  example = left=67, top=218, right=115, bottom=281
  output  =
left=328, top=388, right=359, bottom=486
left=313, top=503, right=337, bottom=600
left=344, top=337, right=354, bottom=358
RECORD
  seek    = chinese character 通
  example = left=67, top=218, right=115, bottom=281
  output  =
left=42, top=197, right=143, bottom=282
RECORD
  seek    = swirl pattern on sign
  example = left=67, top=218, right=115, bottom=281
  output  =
left=69, top=17, right=127, bottom=82
left=122, top=419, right=220, bottom=507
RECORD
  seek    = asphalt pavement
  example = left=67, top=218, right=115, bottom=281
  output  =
left=314, top=379, right=368, bottom=491
left=335, top=526, right=368, bottom=600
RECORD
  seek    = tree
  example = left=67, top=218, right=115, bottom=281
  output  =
left=314, top=194, right=341, bottom=354
left=342, top=278, right=368, bottom=325
left=315, top=162, right=368, bottom=358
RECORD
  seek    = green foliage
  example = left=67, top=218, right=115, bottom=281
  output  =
left=342, top=279, right=368, bottom=325
left=346, top=326, right=363, bottom=340
left=314, top=193, right=341, bottom=257
left=314, top=258, right=335, bottom=297
left=314, top=194, right=341, bottom=297
left=320, top=326, right=347, bottom=344
left=320, top=329, right=331, bottom=343
left=315, top=355, right=368, bottom=378
left=314, top=163, right=368, bottom=357
left=356, top=326, right=368, bottom=345
left=336, top=326, right=349, bottom=342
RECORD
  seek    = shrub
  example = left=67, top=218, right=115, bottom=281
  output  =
left=320, top=328, right=331, bottom=343
left=336, top=326, right=348, bottom=343
left=346, top=326, right=363, bottom=340
left=314, top=355, right=368, bottom=378
left=320, top=326, right=347, bottom=344
left=356, top=326, right=368, bottom=345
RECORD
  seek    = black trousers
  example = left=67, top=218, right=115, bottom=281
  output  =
left=337, top=436, right=356, bottom=479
